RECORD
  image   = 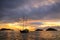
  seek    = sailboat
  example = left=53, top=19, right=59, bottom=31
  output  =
left=20, top=13, right=29, bottom=33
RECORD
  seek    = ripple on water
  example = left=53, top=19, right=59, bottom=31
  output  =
left=0, top=31, right=60, bottom=40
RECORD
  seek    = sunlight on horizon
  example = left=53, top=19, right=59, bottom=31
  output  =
left=0, top=20, right=60, bottom=31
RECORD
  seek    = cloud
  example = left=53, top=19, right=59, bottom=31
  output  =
left=0, top=0, right=60, bottom=22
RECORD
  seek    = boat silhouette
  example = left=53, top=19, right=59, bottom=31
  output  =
left=20, top=29, right=29, bottom=33
left=20, top=13, right=29, bottom=33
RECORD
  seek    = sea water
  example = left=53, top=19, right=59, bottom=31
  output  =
left=0, top=30, right=60, bottom=40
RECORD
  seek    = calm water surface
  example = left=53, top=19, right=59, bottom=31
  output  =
left=0, top=30, right=60, bottom=40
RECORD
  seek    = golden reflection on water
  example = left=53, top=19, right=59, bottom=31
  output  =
left=0, top=31, right=60, bottom=40
left=21, top=31, right=60, bottom=40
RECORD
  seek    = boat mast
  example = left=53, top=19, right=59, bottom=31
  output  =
left=22, top=13, right=28, bottom=30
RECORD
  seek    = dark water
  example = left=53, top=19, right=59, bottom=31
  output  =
left=0, top=30, right=60, bottom=40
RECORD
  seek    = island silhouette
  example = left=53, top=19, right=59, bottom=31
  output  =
left=35, top=29, right=43, bottom=31
left=0, top=28, right=13, bottom=31
left=46, top=28, right=57, bottom=31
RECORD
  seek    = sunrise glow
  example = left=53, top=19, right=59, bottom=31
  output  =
left=0, top=20, right=60, bottom=31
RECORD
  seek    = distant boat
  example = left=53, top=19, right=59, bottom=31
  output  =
left=20, top=29, right=29, bottom=33
left=0, top=28, right=13, bottom=31
left=20, top=13, right=30, bottom=33
left=35, top=29, right=43, bottom=31
left=46, top=28, right=57, bottom=31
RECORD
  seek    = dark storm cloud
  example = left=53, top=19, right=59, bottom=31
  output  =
left=0, top=0, right=60, bottom=22
left=0, top=0, right=27, bottom=21
left=27, top=3, right=60, bottom=19
left=27, top=0, right=60, bottom=20
left=43, top=2, right=60, bottom=20
left=0, top=0, right=27, bottom=9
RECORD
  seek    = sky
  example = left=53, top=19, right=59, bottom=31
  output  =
left=0, top=0, right=60, bottom=22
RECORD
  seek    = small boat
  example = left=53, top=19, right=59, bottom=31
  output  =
left=20, top=29, right=29, bottom=33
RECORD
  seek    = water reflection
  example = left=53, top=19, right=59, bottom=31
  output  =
left=0, top=31, right=60, bottom=40
left=0, top=30, right=22, bottom=40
